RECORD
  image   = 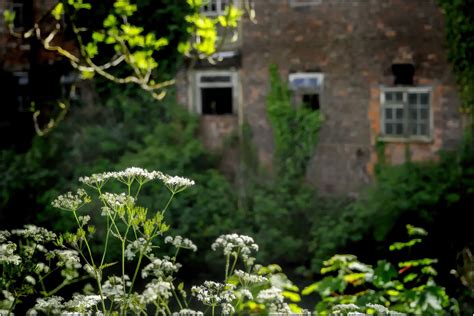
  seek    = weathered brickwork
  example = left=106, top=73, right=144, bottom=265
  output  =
left=178, top=0, right=463, bottom=196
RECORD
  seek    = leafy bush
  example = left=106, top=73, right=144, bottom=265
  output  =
left=303, top=225, right=458, bottom=315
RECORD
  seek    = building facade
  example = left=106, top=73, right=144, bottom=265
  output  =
left=176, top=0, right=464, bottom=196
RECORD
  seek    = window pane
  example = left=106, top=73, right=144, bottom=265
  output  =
left=395, top=123, right=404, bottom=135
left=396, top=108, right=404, bottom=119
left=419, top=124, right=428, bottom=136
left=201, top=87, right=233, bottom=114
left=408, top=93, right=418, bottom=105
left=420, top=93, right=429, bottom=105
left=385, top=92, right=393, bottom=101
left=420, top=108, right=428, bottom=119
left=395, top=92, right=403, bottom=101
left=410, top=109, right=417, bottom=120
left=385, top=108, right=393, bottom=119
left=200, top=76, right=231, bottom=83
left=385, top=123, right=393, bottom=135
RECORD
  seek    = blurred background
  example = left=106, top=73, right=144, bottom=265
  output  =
left=0, top=0, right=473, bottom=312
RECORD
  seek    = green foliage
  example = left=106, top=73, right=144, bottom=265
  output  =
left=438, top=0, right=474, bottom=115
left=303, top=226, right=458, bottom=314
left=233, top=65, right=323, bottom=268
left=307, top=136, right=474, bottom=274
left=266, top=64, right=322, bottom=178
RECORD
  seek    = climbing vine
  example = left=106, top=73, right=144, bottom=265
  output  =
left=266, top=64, right=322, bottom=178
left=438, top=0, right=474, bottom=118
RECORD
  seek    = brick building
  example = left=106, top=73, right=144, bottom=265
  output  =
left=176, top=0, right=464, bottom=196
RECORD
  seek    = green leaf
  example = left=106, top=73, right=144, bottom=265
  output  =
left=389, top=238, right=422, bottom=251
left=406, top=224, right=428, bottom=236
left=51, top=3, right=64, bottom=20
left=282, top=291, right=301, bottom=302
left=302, top=283, right=318, bottom=295
left=103, top=14, right=117, bottom=28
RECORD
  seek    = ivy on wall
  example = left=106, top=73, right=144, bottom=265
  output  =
left=266, top=64, right=322, bottom=179
left=438, top=0, right=474, bottom=117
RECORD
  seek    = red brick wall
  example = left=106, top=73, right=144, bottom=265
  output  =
left=237, top=0, right=462, bottom=195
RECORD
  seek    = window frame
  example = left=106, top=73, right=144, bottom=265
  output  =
left=379, top=86, right=433, bottom=142
left=288, top=72, right=324, bottom=110
left=194, top=70, right=239, bottom=115
left=201, top=0, right=238, bottom=17
left=289, top=0, right=322, bottom=8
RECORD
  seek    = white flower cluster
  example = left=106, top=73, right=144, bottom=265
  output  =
left=173, top=309, right=204, bottom=316
left=141, top=257, right=181, bottom=279
left=12, top=225, right=57, bottom=243
left=161, top=175, right=195, bottom=193
left=141, top=279, right=174, bottom=303
left=51, top=249, right=82, bottom=269
left=0, top=242, right=21, bottom=265
left=238, top=288, right=254, bottom=300
left=165, top=235, right=198, bottom=252
left=34, top=295, right=101, bottom=314
left=191, top=281, right=236, bottom=310
left=100, top=192, right=135, bottom=209
left=234, top=269, right=268, bottom=285
left=332, top=304, right=360, bottom=314
left=125, top=237, right=152, bottom=260
left=211, top=234, right=259, bottom=263
left=64, top=294, right=101, bottom=312
left=0, top=230, right=10, bottom=243
left=34, top=296, right=64, bottom=314
left=102, top=275, right=131, bottom=302
left=51, top=189, right=90, bottom=211
left=256, top=287, right=291, bottom=314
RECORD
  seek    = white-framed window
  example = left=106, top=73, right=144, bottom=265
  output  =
left=380, top=87, right=432, bottom=139
left=289, top=0, right=322, bottom=8
left=201, top=0, right=238, bottom=16
left=194, top=70, right=238, bottom=115
left=289, top=72, right=324, bottom=110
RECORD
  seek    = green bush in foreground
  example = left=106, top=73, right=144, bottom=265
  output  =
left=303, top=225, right=459, bottom=315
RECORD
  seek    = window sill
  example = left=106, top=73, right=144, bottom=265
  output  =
left=377, top=136, right=433, bottom=144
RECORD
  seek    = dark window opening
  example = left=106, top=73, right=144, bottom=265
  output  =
left=392, top=64, right=415, bottom=85
left=201, top=87, right=233, bottom=115
left=302, top=94, right=320, bottom=110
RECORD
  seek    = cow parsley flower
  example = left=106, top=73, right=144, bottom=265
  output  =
left=79, top=172, right=112, bottom=187
left=211, top=234, right=259, bottom=264
left=333, top=304, right=361, bottom=315
left=141, top=257, right=181, bottom=279
left=102, top=275, right=131, bottom=302
left=366, top=303, right=389, bottom=313
left=0, top=242, right=21, bottom=265
left=64, top=294, right=101, bottom=312
left=234, top=269, right=268, bottom=285
left=0, top=230, right=10, bottom=243
left=165, top=235, right=197, bottom=252
left=34, top=296, right=65, bottom=314
left=52, top=189, right=91, bottom=211
left=173, top=309, right=204, bottom=315
left=141, top=279, right=174, bottom=303
left=51, top=249, right=82, bottom=269
left=256, top=287, right=291, bottom=314
left=160, top=174, right=195, bottom=193
left=12, top=225, right=57, bottom=243
left=100, top=192, right=135, bottom=209
left=191, top=281, right=236, bottom=307
left=125, top=237, right=152, bottom=260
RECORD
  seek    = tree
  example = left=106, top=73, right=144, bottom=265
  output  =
left=3, top=0, right=253, bottom=134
